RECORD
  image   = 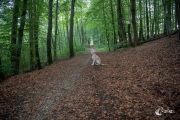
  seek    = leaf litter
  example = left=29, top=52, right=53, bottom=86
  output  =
left=0, top=34, right=180, bottom=119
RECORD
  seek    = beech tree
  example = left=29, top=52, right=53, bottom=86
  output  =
left=175, top=0, right=180, bottom=40
left=47, top=0, right=53, bottom=65
left=69, top=0, right=76, bottom=58
left=117, top=0, right=127, bottom=42
left=130, top=0, right=138, bottom=46
left=10, top=0, right=19, bottom=74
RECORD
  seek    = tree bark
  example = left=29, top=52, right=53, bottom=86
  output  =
left=14, top=0, right=28, bottom=75
left=145, top=0, right=149, bottom=39
left=69, top=0, right=76, bottom=58
left=103, top=1, right=110, bottom=51
left=54, top=0, right=58, bottom=59
left=110, top=0, right=117, bottom=50
left=10, top=0, right=19, bottom=74
left=175, top=0, right=180, bottom=40
left=130, top=0, right=138, bottom=46
left=47, top=0, right=53, bottom=65
left=139, top=0, right=144, bottom=41
left=128, top=24, right=133, bottom=46
left=34, top=2, right=42, bottom=69
left=29, top=0, right=35, bottom=71
left=117, top=0, right=127, bottom=42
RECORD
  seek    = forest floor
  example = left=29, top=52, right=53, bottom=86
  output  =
left=0, top=34, right=180, bottom=120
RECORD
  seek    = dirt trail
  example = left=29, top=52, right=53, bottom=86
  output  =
left=0, top=35, right=180, bottom=120
left=0, top=50, right=92, bottom=120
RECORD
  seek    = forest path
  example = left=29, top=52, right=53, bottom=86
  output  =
left=0, top=48, right=94, bottom=119
left=1, top=34, right=180, bottom=120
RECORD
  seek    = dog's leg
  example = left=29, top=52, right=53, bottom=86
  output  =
left=91, top=59, right=95, bottom=66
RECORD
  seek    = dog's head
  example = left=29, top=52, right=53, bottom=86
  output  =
left=91, top=49, right=95, bottom=55
left=91, top=51, right=95, bottom=55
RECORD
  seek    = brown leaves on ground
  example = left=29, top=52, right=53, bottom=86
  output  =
left=0, top=34, right=180, bottom=120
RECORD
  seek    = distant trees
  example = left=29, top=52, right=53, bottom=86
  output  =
left=86, top=0, right=178, bottom=49
left=0, top=0, right=179, bottom=78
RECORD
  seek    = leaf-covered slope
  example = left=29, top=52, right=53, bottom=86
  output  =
left=0, top=34, right=180, bottom=119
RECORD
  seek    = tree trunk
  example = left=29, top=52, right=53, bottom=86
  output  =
left=139, top=0, right=144, bottom=41
left=69, top=0, right=76, bottom=58
left=47, top=0, right=53, bottom=65
left=145, top=0, right=149, bottom=39
left=14, top=0, right=27, bottom=74
left=103, top=1, right=110, bottom=51
left=163, top=0, right=171, bottom=37
left=175, top=0, right=180, bottom=40
left=154, top=0, right=158, bottom=38
left=29, top=0, right=35, bottom=71
left=54, top=0, right=58, bottom=59
left=34, top=2, right=41, bottom=69
left=128, top=24, right=133, bottom=46
left=110, top=0, right=117, bottom=50
left=117, top=0, right=127, bottom=42
left=130, top=0, right=138, bottom=46
left=10, top=0, right=19, bottom=74
left=0, top=55, right=5, bottom=81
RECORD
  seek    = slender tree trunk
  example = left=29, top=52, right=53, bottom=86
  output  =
left=65, top=12, right=69, bottom=43
left=139, top=0, right=144, bottom=41
left=81, top=23, right=85, bottom=46
left=162, top=0, right=171, bottom=37
left=54, top=0, right=58, bottom=59
left=0, top=54, right=5, bottom=80
left=148, top=0, right=152, bottom=38
left=154, top=0, right=158, bottom=38
left=130, top=0, right=138, bottom=46
left=167, top=0, right=171, bottom=35
left=80, top=7, right=85, bottom=47
left=69, top=0, right=76, bottom=58
left=175, top=0, right=180, bottom=40
left=34, top=3, right=42, bottom=69
left=110, top=0, right=117, bottom=50
left=29, top=0, right=35, bottom=71
left=14, top=0, right=28, bottom=74
left=103, top=2, right=110, bottom=51
left=128, top=24, right=133, bottom=46
left=145, top=0, right=149, bottom=39
left=10, top=0, right=19, bottom=74
left=117, top=0, right=127, bottom=42
left=47, top=0, right=53, bottom=65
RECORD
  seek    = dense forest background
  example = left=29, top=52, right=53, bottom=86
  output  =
left=0, top=0, right=180, bottom=79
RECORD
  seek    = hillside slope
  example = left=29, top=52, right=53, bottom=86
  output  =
left=0, top=34, right=180, bottom=119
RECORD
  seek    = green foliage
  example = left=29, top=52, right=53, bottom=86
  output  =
left=117, top=41, right=130, bottom=48
left=19, top=43, right=30, bottom=72
left=74, top=45, right=88, bottom=54
left=0, top=0, right=177, bottom=76
left=94, top=44, right=109, bottom=52
left=59, top=47, right=70, bottom=57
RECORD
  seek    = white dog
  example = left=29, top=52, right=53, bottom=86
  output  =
left=91, top=50, right=105, bottom=66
